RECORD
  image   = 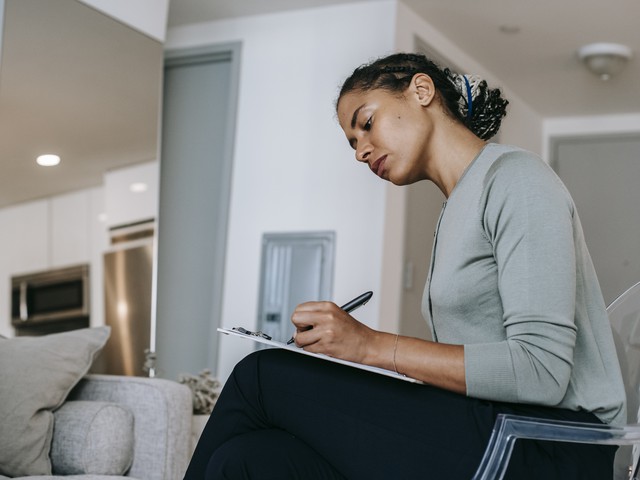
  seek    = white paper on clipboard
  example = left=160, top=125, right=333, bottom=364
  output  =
left=217, top=327, right=424, bottom=384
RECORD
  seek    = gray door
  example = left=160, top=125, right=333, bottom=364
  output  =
left=155, top=44, right=239, bottom=381
left=552, top=134, right=640, bottom=306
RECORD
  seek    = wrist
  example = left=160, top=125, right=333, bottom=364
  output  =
left=362, top=331, right=397, bottom=371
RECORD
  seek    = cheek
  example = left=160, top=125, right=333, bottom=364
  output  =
left=373, top=115, right=404, bottom=146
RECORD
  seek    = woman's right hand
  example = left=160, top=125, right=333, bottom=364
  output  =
left=291, top=301, right=378, bottom=365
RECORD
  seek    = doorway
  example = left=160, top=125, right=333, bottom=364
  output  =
left=154, top=43, right=240, bottom=381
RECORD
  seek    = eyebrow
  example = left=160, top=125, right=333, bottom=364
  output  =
left=351, top=103, right=365, bottom=129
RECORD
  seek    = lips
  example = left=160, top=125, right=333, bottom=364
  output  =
left=370, top=155, right=387, bottom=177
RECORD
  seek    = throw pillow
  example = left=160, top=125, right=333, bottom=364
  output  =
left=0, top=326, right=110, bottom=477
left=51, top=400, right=134, bottom=475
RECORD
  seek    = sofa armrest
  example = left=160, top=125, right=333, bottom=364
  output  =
left=68, top=374, right=192, bottom=480
left=52, top=401, right=134, bottom=475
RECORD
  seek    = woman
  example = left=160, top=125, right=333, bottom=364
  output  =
left=185, top=53, right=626, bottom=479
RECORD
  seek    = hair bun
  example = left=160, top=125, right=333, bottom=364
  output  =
left=448, top=72, right=508, bottom=140
left=451, top=74, right=483, bottom=119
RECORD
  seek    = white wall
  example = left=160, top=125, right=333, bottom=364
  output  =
left=166, top=2, right=397, bottom=381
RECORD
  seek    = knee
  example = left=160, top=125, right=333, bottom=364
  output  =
left=232, top=348, right=288, bottom=379
left=234, top=349, right=264, bottom=370
left=231, top=350, right=264, bottom=381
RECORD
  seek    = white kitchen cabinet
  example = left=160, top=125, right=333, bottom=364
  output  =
left=51, top=190, right=91, bottom=267
left=49, top=187, right=109, bottom=328
left=0, top=200, right=49, bottom=336
left=0, top=200, right=50, bottom=275
left=104, top=161, right=159, bottom=228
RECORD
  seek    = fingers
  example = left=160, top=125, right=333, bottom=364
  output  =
left=291, top=301, right=339, bottom=329
left=294, top=321, right=340, bottom=349
left=292, top=327, right=319, bottom=349
left=293, top=300, right=338, bottom=313
left=290, top=302, right=339, bottom=349
left=292, top=306, right=358, bottom=356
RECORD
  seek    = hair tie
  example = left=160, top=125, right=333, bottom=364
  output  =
left=452, top=73, right=482, bottom=122
left=463, top=75, right=473, bottom=120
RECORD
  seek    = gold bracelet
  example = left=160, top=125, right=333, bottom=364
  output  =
left=393, top=334, right=399, bottom=374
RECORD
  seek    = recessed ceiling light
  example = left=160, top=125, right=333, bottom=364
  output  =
left=499, top=25, right=521, bottom=35
left=130, top=182, right=148, bottom=193
left=36, top=154, right=61, bottom=166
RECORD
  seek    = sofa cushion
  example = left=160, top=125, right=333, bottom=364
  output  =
left=51, top=400, right=134, bottom=475
left=0, top=327, right=110, bottom=477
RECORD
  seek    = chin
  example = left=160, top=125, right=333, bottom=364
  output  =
left=388, top=173, right=419, bottom=187
left=385, top=164, right=420, bottom=186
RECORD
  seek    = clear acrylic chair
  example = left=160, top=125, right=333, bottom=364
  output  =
left=472, top=280, right=640, bottom=480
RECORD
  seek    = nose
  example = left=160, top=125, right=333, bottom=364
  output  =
left=355, top=141, right=372, bottom=163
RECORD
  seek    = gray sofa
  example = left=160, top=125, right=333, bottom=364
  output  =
left=2, top=374, right=193, bottom=480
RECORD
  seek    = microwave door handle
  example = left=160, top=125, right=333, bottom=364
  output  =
left=19, top=282, right=28, bottom=321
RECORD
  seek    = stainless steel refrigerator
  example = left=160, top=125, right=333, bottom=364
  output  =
left=102, top=221, right=155, bottom=376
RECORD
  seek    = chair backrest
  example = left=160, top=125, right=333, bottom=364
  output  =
left=607, top=281, right=640, bottom=479
left=608, top=281, right=640, bottom=425
left=471, top=282, right=640, bottom=480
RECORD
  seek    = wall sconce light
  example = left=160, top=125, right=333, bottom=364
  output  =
left=578, top=42, right=633, bottom=81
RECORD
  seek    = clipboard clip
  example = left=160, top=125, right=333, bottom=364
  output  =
left=232, top=327, right=272, bottom=341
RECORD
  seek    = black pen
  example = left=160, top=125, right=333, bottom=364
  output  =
left=287, top=291, right=373, bottom=345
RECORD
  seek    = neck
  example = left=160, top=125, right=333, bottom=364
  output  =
left=423, top=124, right=487, bottom=198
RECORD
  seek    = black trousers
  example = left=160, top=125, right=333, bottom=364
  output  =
left=185, top=349, right=616, bottom=479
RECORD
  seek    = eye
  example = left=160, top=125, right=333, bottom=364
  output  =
left=363, top=117, right=372, bottom=131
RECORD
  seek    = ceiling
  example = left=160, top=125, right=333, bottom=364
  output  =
left=167, top=0, right=640, bottom=118
left=1, top=0, right=638, bottom=208
left=0, top=0, right=162, bottom=208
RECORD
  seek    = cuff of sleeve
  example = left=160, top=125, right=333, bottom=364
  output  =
left=464, top=342, right=519, bottom=403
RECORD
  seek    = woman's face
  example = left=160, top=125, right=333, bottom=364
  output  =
left=337, top=85, right=432, bottom=186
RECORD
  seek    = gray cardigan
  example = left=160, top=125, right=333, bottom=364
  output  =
left=422, top=143, right=626, bottom=425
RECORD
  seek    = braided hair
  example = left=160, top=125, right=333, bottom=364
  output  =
left=337, top=53, right=508, bottom=141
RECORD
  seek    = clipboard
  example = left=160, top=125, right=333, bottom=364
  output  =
left=218, top=327, right=424, bottom=384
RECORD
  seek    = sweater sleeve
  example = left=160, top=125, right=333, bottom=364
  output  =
left=464, top=154, right=578, bottom=405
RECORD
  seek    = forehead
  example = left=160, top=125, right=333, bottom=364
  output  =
left=337, top=91, right=366, bottom=121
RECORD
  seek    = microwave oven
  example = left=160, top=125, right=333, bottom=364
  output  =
left=11, top=264, right=90, bottom=327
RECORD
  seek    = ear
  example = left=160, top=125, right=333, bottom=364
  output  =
left=411, top=73, right=436, bottom=107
